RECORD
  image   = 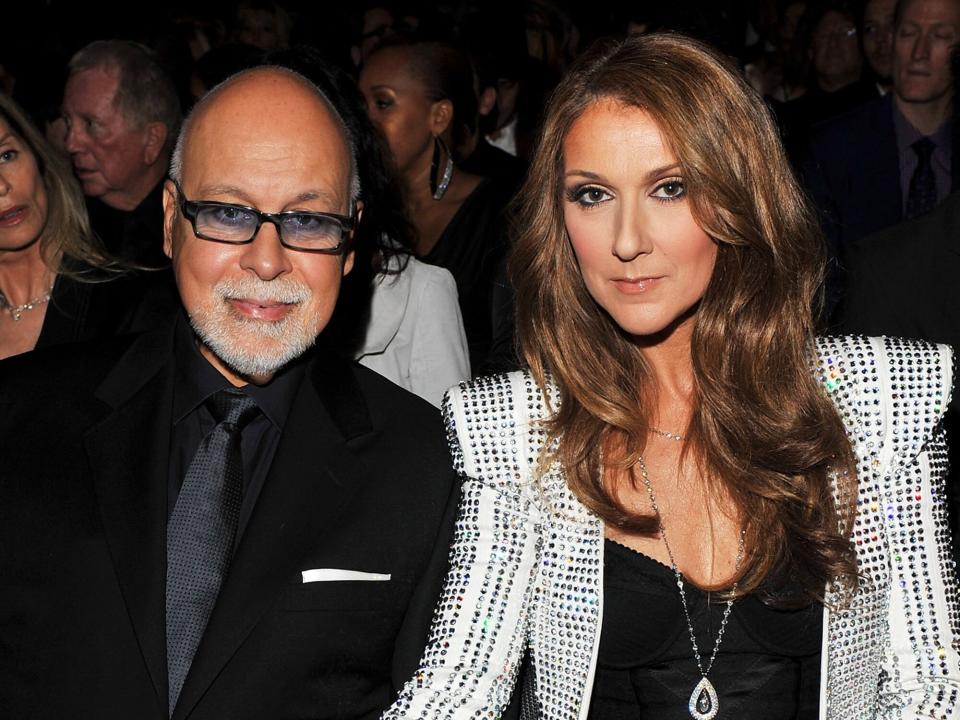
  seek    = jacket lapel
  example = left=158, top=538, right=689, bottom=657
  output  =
left=172, top=348, right=374, bottom=720
left=83, top=327, right=176, bottom=709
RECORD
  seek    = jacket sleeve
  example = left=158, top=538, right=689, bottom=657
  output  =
left=878, top=343, right=960, bottom=718
left=383, top=381, right=542, bottom=718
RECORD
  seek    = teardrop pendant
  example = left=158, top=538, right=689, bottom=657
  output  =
left=688, top=676, right=719, bottom=720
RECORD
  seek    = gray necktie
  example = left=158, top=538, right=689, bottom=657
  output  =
left=165, top=390, right=259, bottom=715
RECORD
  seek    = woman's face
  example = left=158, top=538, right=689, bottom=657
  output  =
left=562, top=100, right=717, bottom=340
left=0, top=118, right=48, bottom=253
left=358, top=46, right=437, bottom=176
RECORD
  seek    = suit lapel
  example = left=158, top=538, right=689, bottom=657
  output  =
left=172, top=349, right=373, bottom=719
left=83, top=327, right=176, bottom=709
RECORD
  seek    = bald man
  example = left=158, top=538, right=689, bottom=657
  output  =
left=0, top=67, right=458, bottom=720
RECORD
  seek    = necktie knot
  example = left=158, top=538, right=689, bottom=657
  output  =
left=913, top=136, right=935, bottom=163
left=206, top=390, right=259, bottom=430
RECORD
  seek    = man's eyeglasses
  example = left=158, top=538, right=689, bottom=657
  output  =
left=172, top=180, right=355, bottom=254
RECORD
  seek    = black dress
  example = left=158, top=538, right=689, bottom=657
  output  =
left=588, top=540, right=822, bottom=720
left=419, top=178, right=513, bottom=375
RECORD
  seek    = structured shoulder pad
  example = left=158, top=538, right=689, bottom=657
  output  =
left=815, top=335, right=952, bottom=470
left=441, top=371, right=556, bottom=492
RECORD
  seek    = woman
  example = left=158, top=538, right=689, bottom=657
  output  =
left=0, top=93, right=175, bottom=360
left=386, top=33, right=959, bottom=718
left=358, top=39, right=514, bottom=375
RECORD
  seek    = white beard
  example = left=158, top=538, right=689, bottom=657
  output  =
left=188, top=276, right=317, bottom=380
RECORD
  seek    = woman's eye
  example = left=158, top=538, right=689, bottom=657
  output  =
left=567, top=186, right=612, bottom=207
left=651, top=179, right=686, bottom=201
left=374, top=97, right=393, bottom=110
left=0, top=149, right=17, bottom=163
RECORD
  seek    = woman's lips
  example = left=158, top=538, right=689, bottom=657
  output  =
left=227, top=298, right=298, bottom=321
left=0, top=205, right=27, bottom=227
left=611, top=276, right=664, bottom=294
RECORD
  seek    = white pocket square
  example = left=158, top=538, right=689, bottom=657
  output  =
left=301, top=569, right=392, bottom=583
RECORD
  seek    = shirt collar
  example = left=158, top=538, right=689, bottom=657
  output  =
left=892, top=98, right=954, bottom=154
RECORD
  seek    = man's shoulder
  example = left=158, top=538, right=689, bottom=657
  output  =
left=0, top=331, right=148, bottom=400
left=811, top=95, right=891, bottom=148
left=333, top=358, right=449, bottom=447
left=850, top=190, right=960, bottom=270
left=350, top=359, right=442, bottom=416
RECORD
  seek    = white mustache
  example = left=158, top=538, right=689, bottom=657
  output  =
left=215, top=277, right=311, bottom=305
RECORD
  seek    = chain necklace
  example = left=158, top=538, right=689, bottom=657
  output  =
left=637, top=455, right=745, bottom=720
left=649, top=427, right=684, bottom=442
left=0, top=287, right=53, bottom=321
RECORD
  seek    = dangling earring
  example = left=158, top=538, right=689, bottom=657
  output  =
left=430, top=136, right=454, bottom=200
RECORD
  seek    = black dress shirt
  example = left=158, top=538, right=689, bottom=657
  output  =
left=168, top=313, right=306, bottom=542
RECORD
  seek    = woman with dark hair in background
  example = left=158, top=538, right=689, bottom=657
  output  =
left=268, top=46, right=469, bottom=406
left=386, top=32, right=959, bottom=719
left=0, top=93, right=175, bottom=359
left=359, top=39, right=514, bottom=375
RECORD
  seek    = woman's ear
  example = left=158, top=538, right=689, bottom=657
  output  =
left=429, top=99, right=454, bottom=137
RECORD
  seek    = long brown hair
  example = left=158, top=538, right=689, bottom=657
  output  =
left=0, top=93, right=114, bottom=274
left=510, top=33, right=857, bottom=603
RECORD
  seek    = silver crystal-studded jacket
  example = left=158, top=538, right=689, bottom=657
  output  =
left=385, top=336, right=960, bottom=719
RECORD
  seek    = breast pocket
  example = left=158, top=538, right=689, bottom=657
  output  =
left=277, top=573, right=409, bottom=613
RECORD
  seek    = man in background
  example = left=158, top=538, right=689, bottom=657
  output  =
left=62, top=40, right=181, bottom=266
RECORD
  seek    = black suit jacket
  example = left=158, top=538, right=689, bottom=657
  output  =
left=0, top=323, right=459, bottom=719
left=804, top=95, right=904, bottom=260
left=804, top=94, right=960, bottom=321
left=842, top=189, right=960, bottom=356
left=35, top=266, right=179, bottom=351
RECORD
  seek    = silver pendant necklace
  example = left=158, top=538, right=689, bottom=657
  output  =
left=637, top=455, right=745, bottom=720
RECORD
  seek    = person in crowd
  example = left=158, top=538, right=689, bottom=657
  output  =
left=350, top=4, right=401, bottom=67
left=0, top=66, right=458, bottom=719
left=458, top=9, right=528, bottom=188
left=268, top=45, right=470, bottom=407
left=61, top=40, right=182, bottom=267
left=805, top=0, right=960, bottom=315
left=0, top=93, right=175, bottom=360
left=385, top=32, right=960, bottom=718
left=232, top=1, right=291, bottom=51
left=778, top=2, right=876, bottom=157
left=861, top=0, right=896, bottom=93
left=359, top=39, right=515, bottom=375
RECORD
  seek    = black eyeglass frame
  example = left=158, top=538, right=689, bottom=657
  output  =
left=172, top=179, right=356, bottom=255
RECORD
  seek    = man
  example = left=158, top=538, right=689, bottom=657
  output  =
left=0, top=67, right=457, bottom=719
left=62, top=41, right=181, bottom=266
left=862, top=0, right=897, bottom=92
left=779, top=5, right=877, bottom=153
left=804, top=0, right=960, bottom=316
